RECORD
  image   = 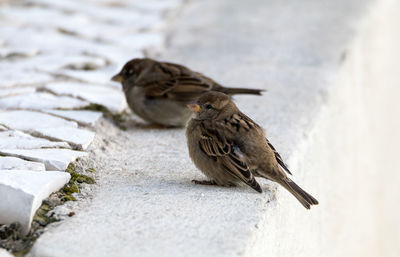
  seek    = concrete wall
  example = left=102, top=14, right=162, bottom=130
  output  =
left=246, top=0, right=400, bottom=255
left=167, top=0, right=400, bottom=256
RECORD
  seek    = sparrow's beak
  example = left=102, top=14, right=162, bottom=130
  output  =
left=187, top=102, right=202, bottom=112
left=111, top=74, right=124, bottom=83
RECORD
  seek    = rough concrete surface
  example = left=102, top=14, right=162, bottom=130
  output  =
left=29, top=0, right=400, bottom=256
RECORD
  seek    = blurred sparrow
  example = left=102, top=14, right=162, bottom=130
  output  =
left=111, top=58, right=264, bottom=127
left=186, top=92, right=318, bottom=209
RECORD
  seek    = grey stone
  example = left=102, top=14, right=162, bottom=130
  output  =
left=0, top=69, right=52, bottom=88
left=0, top=248, right=13, bottom=257
left=0, top=87, right=36, bottom=97
left=0, top=92, right=89, bottom=110
left=44, top=110, right=102, bottom=126
left=0, top=170, right=71, bottom=235
left=0, top=111, right=94, bottom=148
left=0, top=130, right=69, bottom=149
left=43, top=82, right=127, bottom=113
left=0, top=149, right=88, bottom=171
left=0, top=157, right=45, bottom=171
left=34, top=127, right=95, bottom=150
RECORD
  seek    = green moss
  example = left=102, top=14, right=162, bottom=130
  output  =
left=70, top=172, right=95, bottom=184
left=39, top=203, right=51, bottom=212
left=62, top=195, right=76, bottom=202
left=76, top=174, right=95, bottom=184
left=12, top=249, right=30, bottom=257
left=65, top=163, right=76, bottom=174
left=32, top=202, right=59, bottom=227
left=0, top=201, right=60, bottom=255
left=86, top=168, right=96, bottom=173
left=62, top=183, right=80, bottom=194
left=82, top=63, right=99, bottom=70
left=80, top=103, right=109, bottom=113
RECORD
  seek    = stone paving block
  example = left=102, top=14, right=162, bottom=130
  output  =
left=43, top=82, right=127, bottom=113
left=54, top=68, right=115, bottom=85
left=0, top=6, right=143, bottom=43
left=0, top=130, right=70, bottom=149
left=0, top=69, right=52, bottom=88
left=0, top=47, right=40, bottom=59
left=108, top=32, right=163, bottom=51
left=0, top=27, right=107, bottom=57
left=0, top=170, right=71, bottom=235
left=0, top=157, right=45, bottom=171
left=0, top=92, right=89, bottom=110
left=20, top=54, right=109, bottom=73
left=26, top=0, right=163, bottom=28
left=44, top=110, right=102, bottom=126
left=0, top=110, right=78, bottom=132
left=0, top=149, right=88, bottom=171
left=0, top=248, right=13, bottom=257
left=0, top=86, right=36, bottom=97
left=35, top=127, right=95, bottom=150
left=130, top=0, right=183, bottom=11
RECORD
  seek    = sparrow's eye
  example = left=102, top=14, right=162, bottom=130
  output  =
left=128, top=69, right=133, bottom=74
left=204, top=104, right=213, bottom=110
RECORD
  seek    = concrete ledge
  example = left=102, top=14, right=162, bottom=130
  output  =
left=29, top=0, right=400, bottom=256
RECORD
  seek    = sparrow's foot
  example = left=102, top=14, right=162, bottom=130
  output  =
left=191, top=179, right=217, bottom=186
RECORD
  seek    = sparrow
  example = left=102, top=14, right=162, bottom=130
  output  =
left=111, top=58, right=264, bottom=127
left=186, top=91, right=318, bottom=209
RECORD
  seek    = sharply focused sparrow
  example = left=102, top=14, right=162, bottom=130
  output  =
left=111, top=58, right=264, bottom=127
left=186, top=92, right=318, bottom=209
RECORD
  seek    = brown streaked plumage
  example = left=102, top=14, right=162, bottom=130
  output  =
left=111, top=58, right=264, bottom=127
left=186, top=92, right=318, bottom=209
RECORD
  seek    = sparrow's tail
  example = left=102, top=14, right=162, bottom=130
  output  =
left=279, top=179, right=319, bottom=209
left=221, top=87, right=264, bottom=96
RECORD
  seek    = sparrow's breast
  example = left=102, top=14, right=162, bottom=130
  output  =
left=126, top=86, right=192, bottom=127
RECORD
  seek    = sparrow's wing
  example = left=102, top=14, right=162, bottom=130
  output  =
left=198, top=122, right=262, bottom=193
left=143, top=62, right=219, bottom=102
left=266, top=139, right=292, bottom=175
left=223, top=112, right=292, bottom=176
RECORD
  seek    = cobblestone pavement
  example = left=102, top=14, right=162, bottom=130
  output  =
left=0, top=0, right=184, bottom=253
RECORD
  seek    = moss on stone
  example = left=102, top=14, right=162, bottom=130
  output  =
left=70, top=172, right=95, bottom=184
left=65, top=163, right=76, bottom=174
left=62, top=183, right=80, bottom=194
left=12, top=248, right=30, bottom=257
left=86, top=168, right=96, bottom=173
left=62, top=195, right=76, bottom=202
left=0, top=200, right=61, bottom=255
left=1, top=162, right=97, bottom=255
left=81, top=103, right=109, bottom=113
left=77, top=174, right=95, bottom=184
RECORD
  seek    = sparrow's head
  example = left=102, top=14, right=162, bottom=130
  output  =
left=187, top=92, right=237, bottom=120
left=111, top=58, right=155, bottom=90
